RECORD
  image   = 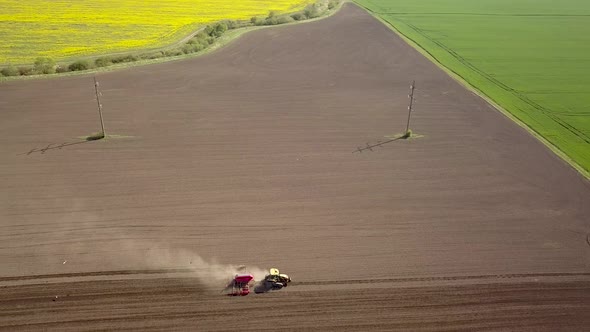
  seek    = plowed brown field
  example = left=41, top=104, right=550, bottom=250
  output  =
left=1, top=3, right=589, bottom=331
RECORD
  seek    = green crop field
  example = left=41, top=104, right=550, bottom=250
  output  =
left=355, top=0, right=590, bottom=176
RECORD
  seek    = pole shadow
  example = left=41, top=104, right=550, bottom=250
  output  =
left=353, top=136, right=404, bottom=153
left=19, top=139, right=93, bottom=156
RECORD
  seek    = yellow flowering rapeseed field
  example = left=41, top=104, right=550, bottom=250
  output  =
left=0, top=0, right=311, bottom=64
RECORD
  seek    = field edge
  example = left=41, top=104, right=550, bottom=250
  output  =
left=352, top=1, right=590, bottom=181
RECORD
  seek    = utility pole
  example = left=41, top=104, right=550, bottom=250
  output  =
left=405, top=80, right=415, bottom=136
left=93, top=76, right=106, bottom=138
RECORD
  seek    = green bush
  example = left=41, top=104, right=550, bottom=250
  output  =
left=304, top=4, right=320, bottom=19
left=250, top=16, right=260, bottom=25
left=181, top=45, right=192, bottom=54
left=182, top=43, right=205, bottom=54
left=187, top=36, right=205, bottom=45
left=18, top=66, right=34, bottom=76
left=265, top=16, right=279, bottom=25
left=95, top=57, right=112, bottom=67
left=200, top=39, right=210, bottom=49
left=276, top=16, right=293, bottom=24
left=223, top=20, right=241, bottom=29
left=111, top=55, right=138, bottom=64
left=328, top=0, right=338, bottom=10
left=196, top=40, right=209, bottom=51
left=33, top=57, right=55, bottom=74
left=1, top=65, right=19, bottom=77
left=267, top=15, right=293, bottom=25
left=55, top=65, right=69, bottom=73
left=163, top=49, right=183, bottom=57
left=206, top=22, right=227, bottom=37
left=68, top=60, right=91, bottom=71
left=192, top=31, right=215, bottom=45
left=194, top=31, right=209, bottom=40
left=140, top=52, right=164, bottom=60
left=291, top=12, right=304, bottom=21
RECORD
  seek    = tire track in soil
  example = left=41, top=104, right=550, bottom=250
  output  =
left=2, top=279, right=590, bottom=331
left=2, top=270, right=589, bottom=285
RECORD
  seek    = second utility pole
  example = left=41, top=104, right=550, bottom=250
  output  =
left=405, top=80, right=415, bottom=135
left=94, top=76, right=106, bottom=138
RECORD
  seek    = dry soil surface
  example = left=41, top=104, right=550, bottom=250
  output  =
left=1, top=3, right=589, bottom=331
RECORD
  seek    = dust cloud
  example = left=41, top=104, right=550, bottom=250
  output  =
left=126, top=242, right=268, bottom=288
left=3, top=195, right=269, bottom=290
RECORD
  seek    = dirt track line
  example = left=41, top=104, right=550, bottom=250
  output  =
left=295, top=272, right=590, bottom=286
left=375, top=13, right=590, bottom=17
left=0, top=269, right=194, bottom=282
left=2, top=270, right=589, bottom=284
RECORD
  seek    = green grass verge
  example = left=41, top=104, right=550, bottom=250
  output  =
left=354, top=0, right=590, bottom=179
